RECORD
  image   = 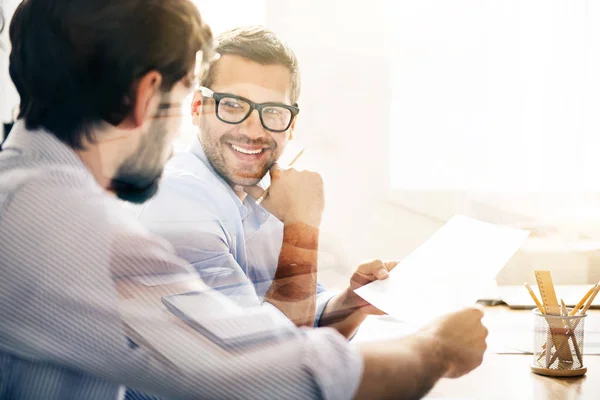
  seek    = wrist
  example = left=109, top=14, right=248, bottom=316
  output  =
left=414, top=329, right=451, bottom=378
left=337, top=287, right=366, bottom=312
left=285, top=210, right=323, bottom=228
left=325, top=288, right=365, bottom=319
left=282, top=222, right=320, bottom=249
left=319, top=290, right=368, bottom=333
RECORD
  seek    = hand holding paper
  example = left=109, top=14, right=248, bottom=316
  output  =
left=354, top=215, right=530, bottom=322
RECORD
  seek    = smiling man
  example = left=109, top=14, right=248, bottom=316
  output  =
left=135, top=26, right=395, bottom=335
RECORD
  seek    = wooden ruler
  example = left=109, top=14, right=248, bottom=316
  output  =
left=534, top=270, right=573, bottom=364
left=534, top=271, right=560, bottom=315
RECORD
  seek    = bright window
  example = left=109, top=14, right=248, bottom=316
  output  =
left=389, top=0, right=600, bottom=192
left=192, top=1, right=266, bottom=36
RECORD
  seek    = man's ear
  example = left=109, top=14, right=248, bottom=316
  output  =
left=288, top=116, right=298, bottom=140
left=130, top=70, right=163, bottom=128
left=191, top=91, right=203, bottom=126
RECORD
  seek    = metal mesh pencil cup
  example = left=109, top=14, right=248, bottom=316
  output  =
left=530, top=308, right=587, bottom=377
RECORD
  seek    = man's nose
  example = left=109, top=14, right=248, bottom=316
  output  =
left=239, top=109, right=267, bottom=139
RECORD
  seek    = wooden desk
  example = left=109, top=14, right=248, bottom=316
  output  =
left=428, top=307, right=600, bottom=400
left=354, top=306, right=599, bottom=399
left=428, top=353, right=600, bottom=399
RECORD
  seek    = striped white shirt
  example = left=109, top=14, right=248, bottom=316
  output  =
left=0, top=121, right=363, bottom=400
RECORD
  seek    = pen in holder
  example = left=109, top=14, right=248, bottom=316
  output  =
left=530, top=308, right=587, bottom=377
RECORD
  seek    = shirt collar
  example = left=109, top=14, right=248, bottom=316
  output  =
left=187, top=135, right=271, bottom=224
left=3, top=120, right=90, bottom=172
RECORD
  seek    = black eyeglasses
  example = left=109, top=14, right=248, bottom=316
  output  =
left=199, top=86, right=299, bottom=133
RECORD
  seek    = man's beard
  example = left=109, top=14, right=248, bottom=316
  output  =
left=110, top=171, right=161, bottom=204
left=200, top=125, right=279, bottom=187
left=110, top=118, right=170, bottom=204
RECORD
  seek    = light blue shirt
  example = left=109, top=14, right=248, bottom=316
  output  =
left=134, top=136, right=334, bottom=326
left=0, top=121, right=362, bottom=399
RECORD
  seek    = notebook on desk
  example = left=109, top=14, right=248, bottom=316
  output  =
left=161, top=292, right=295, bottom=349
left=497, top=284, right=600, bottom=309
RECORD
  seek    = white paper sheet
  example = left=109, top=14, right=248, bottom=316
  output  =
left=354, top=215, right=530, bottom=322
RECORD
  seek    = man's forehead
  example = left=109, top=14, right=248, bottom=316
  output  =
left=211, top=55, right=292, bottom=103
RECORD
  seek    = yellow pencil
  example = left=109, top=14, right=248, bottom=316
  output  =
left=560, top=298, right=583, bottom=364
left=578, top=282, right=600, bottom=316
left=524, top=282, right=545, bottom=314
left=560, top=299, right=568, bottom=316
left=569, top=284, right=597, bottom=316
left=287, top=148, right=305, bottom=167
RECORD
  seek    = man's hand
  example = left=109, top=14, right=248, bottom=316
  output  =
left=245, top=164, right=325, bottom=326
left=355, top=306, right=488, bottom=399
left=319, top=259, right=398, bottom=337
left=420, top=305, right=488, bottom=378
left=244, top=165, right=324, bottom=228
left=347, top=259, right=399, bottom=315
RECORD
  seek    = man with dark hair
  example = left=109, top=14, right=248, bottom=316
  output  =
left=8, top=0, right=208, bottom=203
left=0, top=3, right=487, bottom=399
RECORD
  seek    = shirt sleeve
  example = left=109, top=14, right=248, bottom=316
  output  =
left=135, top=175, right=263, bottom=308
left=137, top=175, right=333, bottom=327
left=0, top=174, right=364, bottom=400
left=315, top=289, right=337, bottom=328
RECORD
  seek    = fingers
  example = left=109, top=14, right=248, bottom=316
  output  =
left=356, top=259, right=399, bottom=280
left=243, top=164, right=285, bottom=203
left=384, top=260, right=400, bottom=273
left=464, top=304, right=485, bottom=320
left=441, top=307, right=488, bottom=379
left=244, top=164, right=283, bottom=201
left=356, top=259, right=388, bottom=279
left=375, top=268, right=388, bottom=279
left=269, top=163, right=282, bottom=180
left=243, top=185, right=266, bottom=201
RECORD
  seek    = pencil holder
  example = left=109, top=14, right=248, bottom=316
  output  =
left=530, top=308, right=587, bottom=377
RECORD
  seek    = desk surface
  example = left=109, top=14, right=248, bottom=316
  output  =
left=354, top=306, right=600, bottom=399
left=430, top=307, right=600, bottom=400
left=428, top=353, right=600, bottom=400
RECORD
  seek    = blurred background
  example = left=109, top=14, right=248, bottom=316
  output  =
left=4, top=0, right=600, bottom=290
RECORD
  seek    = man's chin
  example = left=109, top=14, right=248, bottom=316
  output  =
left=230, top=175, right=264, bottom=187
left=110, top=177, right=161, bottom=204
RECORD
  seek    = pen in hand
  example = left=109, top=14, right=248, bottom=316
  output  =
left=256, top=148, right=305, bottom=205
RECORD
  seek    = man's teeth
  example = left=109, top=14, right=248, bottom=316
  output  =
left=231, top=144, right=264, bottom=155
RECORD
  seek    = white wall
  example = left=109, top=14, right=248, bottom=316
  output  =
left=265, top=0, right=443, bottom=271
left=0, top=0, right=20, bottom=132
left=193, top=0, right=265, bottom=35
left=265, top=1, right=600, bottom=287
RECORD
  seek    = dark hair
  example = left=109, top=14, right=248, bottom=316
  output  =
left=9, top=0, right=213, bottom=149
left=202, top=26, right=300, bottom=104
